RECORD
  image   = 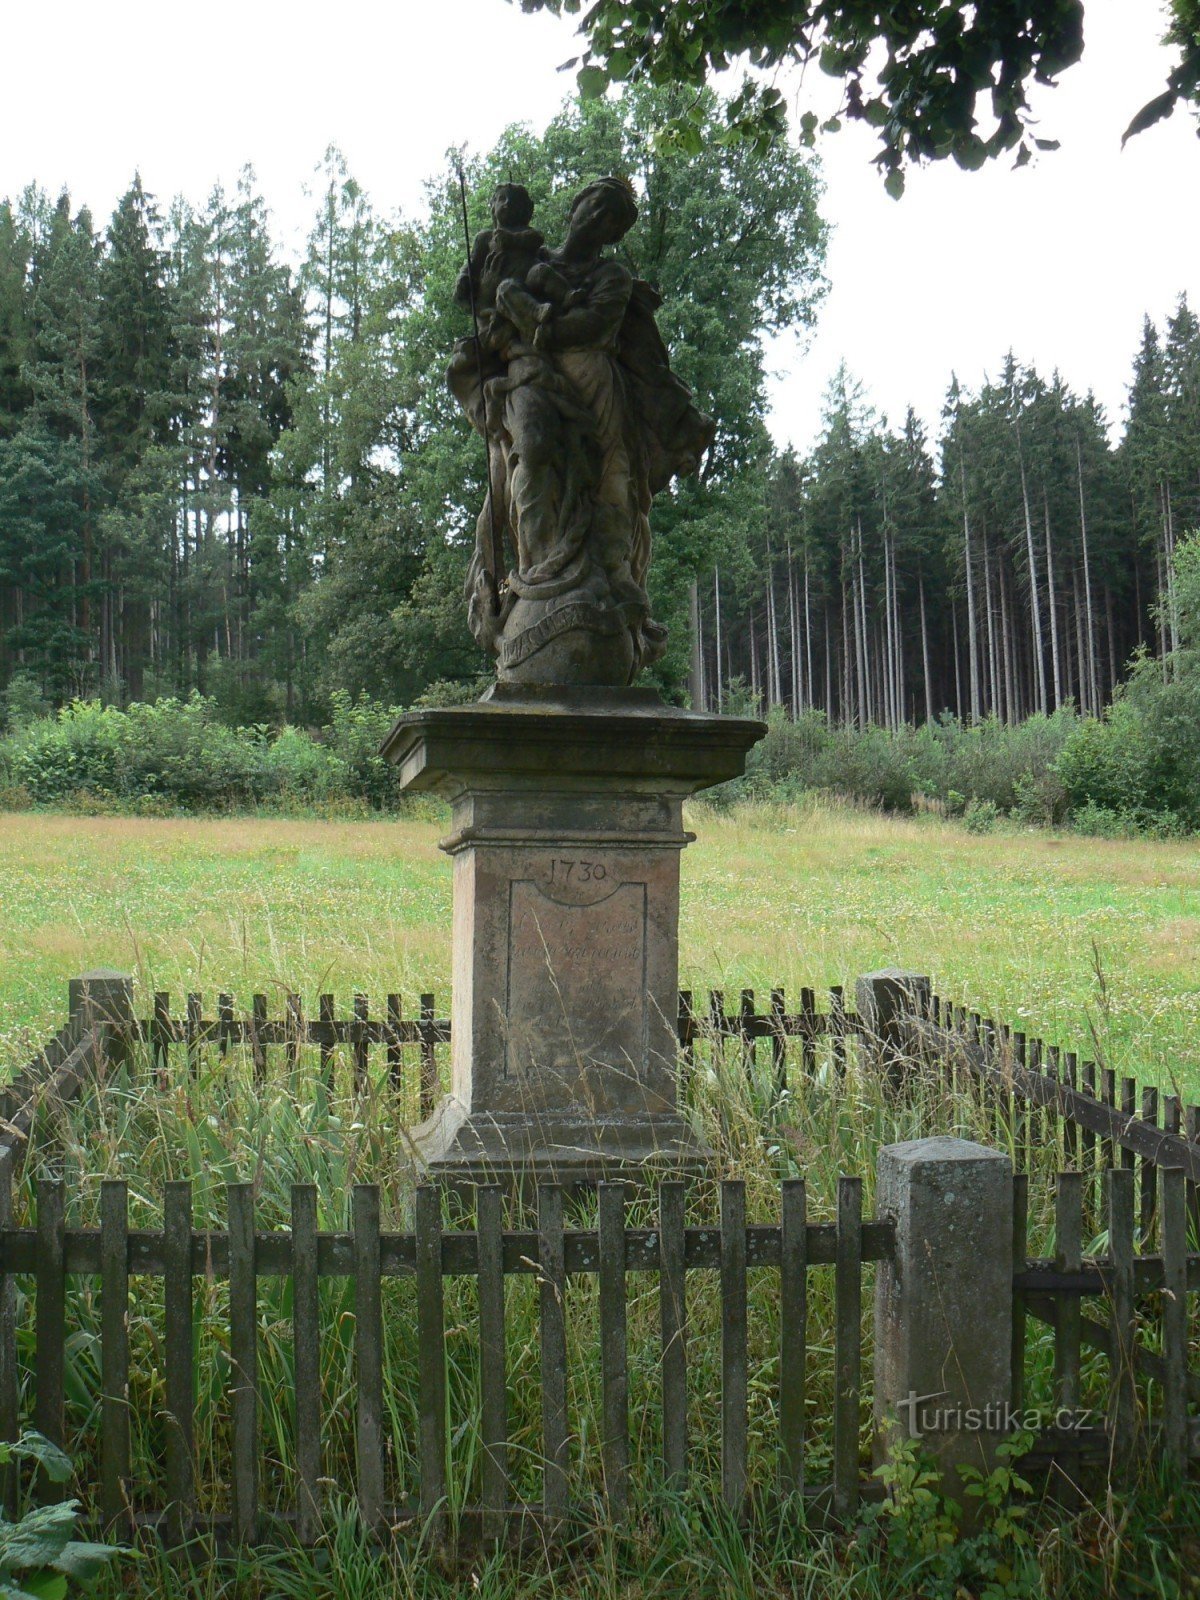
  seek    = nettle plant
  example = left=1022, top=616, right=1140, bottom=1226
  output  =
left=861, top=1429, right=1039, bottom=1600
left=0, top=1435, right=120, bottom=1600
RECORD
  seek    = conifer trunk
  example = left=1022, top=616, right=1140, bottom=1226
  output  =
left=713, top=566, right=723, bottom=710
left=1075, top=434, right=1098, bottom=715
left=1043, top=490, right=1062, bottom=710
left=1017, top=424, right=1048, bottom=714
left=919, top=571, right=933, bottom=723
left=959, top=442, right=980, bottom=722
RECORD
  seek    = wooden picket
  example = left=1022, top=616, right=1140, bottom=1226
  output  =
left=0, top=1174, right=897, bottom=1543
left=0, top=1162, right=1193, bottom=1549
left=917, top=996, right=1200, bottom=1211
left=5, top=976, right=1200, bottom=1225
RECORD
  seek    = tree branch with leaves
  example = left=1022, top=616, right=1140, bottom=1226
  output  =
left=510, top=0, right=1199, bottom=193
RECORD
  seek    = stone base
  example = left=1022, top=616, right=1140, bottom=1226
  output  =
left=382, top=685, right=764, bottom=1189
left=411, top=1094, right=711, bottom=1188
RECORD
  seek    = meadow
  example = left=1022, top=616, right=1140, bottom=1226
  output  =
left=1, top=797, right=1198, bottom=1598
left=2, top=796, right=1199, bottom=1094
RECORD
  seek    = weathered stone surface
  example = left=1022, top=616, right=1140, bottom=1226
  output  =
left=856, top=968, right=931, bottom=1089
left=874, top=1137, right=1014, bottom=1517
left=448, top=177, right=714, bottom=688
left=383, top=683, right=761, bottom=790
left=383, top=689, right=764, bottom=1184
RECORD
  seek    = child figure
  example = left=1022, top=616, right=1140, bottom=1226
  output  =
left=453, top=183, right=544, bottom=353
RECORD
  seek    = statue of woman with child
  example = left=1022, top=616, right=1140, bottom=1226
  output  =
left=447, top=176, right=714, bottom=688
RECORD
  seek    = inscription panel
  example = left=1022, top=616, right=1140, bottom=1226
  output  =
left=504, top=865, right=648, bottom=1101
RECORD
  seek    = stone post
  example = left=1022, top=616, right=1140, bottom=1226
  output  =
left=856, top=969, right=930, bottom=1090
left=68, top=970, right=134, bottom=1072
left=874, top=1136, right=1014, bottom=1518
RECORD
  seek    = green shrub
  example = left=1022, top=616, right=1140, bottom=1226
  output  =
left=8, top=696, right=274, bottom=809
left=1054, top=698, right=1158, bottom=821
left=1122, top=662, right=1200, bottom=830
left=326, top=692, right=402, bottom=809
left=8, top=701, right=127, bottom=802
left=120, top=696, right=269, bottom=806
left=740, top=708, right=829, bottom=800
left=862, top=1430, right=1039, bottom=1600
left=1053, top=534, right=1200, bottom=834
left=907, top=709, right=1078, bottom=814
left=411, top=676, right=490, bottom=708
left=963, top=797, right=1000, bottom=833
left=0, top=668, right=1193, bottom=832
left=825, top=722, right=918, bottom=811
left=738, top=706, right=1079, bottom=819
left=261, top=726, right=347, bottom=803
left=1011, top=768, right=1068, bottom=827
left=1069, top=801, right=1142, bottom=839
left=0, top=693, right=405, bottom=814
left=0, top=670, right=48, bottom=734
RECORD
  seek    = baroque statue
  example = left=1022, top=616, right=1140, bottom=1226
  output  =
left=448, top=176, right=715, bottom=688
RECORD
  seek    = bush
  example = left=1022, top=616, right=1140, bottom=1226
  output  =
left=1054, top=697, right=1158, bottom=821
left=7, top=700, right=127, bottom=802
left=326, top=692, right=403, bottom=809
left=0, top=670, right=49, bottom=733
left=1011, top=768, right=1068, bottom=826
left=411, top=677, right=490, bottom=708
left=906, top=709, right=1078, bottom=814
left=0, top=668, right=1192, bottom=833
left=736, top=705, right=1080, bottom=819
left=261, top=726, right=348, bottom=804
left=1053, top=533, right=1200, bottom=835
left=8, top=696, right=278, bottom=809
left=0, top=692, right=412, bottom=814
left=962, top=797, right=1000, bottom=833
left=1069, top=801, right=1142, bottom=839
left=120, top=697, right=270, bottom=806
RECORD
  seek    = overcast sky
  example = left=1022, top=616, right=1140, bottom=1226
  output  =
left=1, top=0, right=1196, bottom=453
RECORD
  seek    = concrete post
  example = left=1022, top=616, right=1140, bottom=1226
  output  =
left=874, top=1136, right=1014, bottom=1516
left=856, top=969, right=931, bottom=1090
left=68, top=970, right=134, bottom=1072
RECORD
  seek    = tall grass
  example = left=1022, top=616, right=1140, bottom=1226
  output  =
left=12, top=1022, right=1186, bottom=1598
left=9, top=1020, right=1125, bottom=1579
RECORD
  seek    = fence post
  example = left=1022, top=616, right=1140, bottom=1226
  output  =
left=873, top=1136, right=1013, bottom=1520
left=68, top=970, right=134, bottom=1073
left=856, top=970, right=931, bottom=1090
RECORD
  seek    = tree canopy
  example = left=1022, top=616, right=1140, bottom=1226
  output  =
left=511, top=0, right=1200, bottom=193
left=0, top=87, right=830, bottom=713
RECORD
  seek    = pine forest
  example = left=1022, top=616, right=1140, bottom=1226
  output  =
left=1, top=88, right=1197, bottom=732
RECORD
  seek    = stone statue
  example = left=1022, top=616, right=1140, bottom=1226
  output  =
left=447, top=177, right=715, bottom=688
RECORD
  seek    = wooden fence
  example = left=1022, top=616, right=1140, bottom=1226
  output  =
left=2, top=1162, right=887, bottom=1543
left=913, top=992, right=1200, bottom=1241
left=0, top=977, right=867, bottom=1142
left=7, top=976, right=1200, bottom=1206
left=1014, top=1166, right=1198, bottom=1482
left=0, top=1156, right=1196, bottom=1548
left=62, top=981, right=862, bottom=1108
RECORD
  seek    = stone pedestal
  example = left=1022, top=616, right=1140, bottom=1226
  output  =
left=381, top=686, right=764, bottom=1185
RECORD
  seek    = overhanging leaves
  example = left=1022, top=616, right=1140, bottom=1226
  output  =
left=507, top=0, right=1200, bottom=188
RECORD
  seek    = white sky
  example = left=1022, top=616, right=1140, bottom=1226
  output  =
left=1, top=0, right=1196, bottom=453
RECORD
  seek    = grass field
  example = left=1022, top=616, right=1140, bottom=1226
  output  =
left=2, top=797, right=1199, bottom=1092
left=1, top=798, right=1197, bottom=1599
